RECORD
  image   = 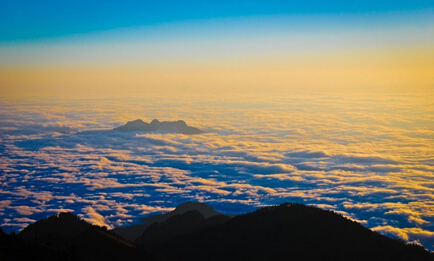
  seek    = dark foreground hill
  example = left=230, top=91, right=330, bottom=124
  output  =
left=112, top=201, right=227, bottom=241
left=18, top=212, right=92, bottom=250
left=148, top=203, right=434, bottom=261
left=114, top=119, right=204, bottom=134
left=0, top=212, right=159, bottom=261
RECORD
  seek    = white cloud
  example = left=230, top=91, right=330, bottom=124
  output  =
left=1, top=87, right=434, bottom=249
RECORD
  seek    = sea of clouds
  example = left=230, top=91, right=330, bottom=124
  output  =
left=1, top=88, right=434, bottom=249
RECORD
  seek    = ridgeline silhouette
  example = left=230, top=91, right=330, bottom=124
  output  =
left=112, top=201, right=227, bottom=241
left=1, top=212, right=158, bottom=261
left=146, top=203, right=433, bottom=261
left=136, top=210, right=230, bottom=249
left=1, top=203, right=433, bottom=261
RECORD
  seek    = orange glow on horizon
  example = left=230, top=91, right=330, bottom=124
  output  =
left=1, top=44, right=433, bottom=100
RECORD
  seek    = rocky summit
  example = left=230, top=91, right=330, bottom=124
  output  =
left=114, top=119, right=204, bottom=134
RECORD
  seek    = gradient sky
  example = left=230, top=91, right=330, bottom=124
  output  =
left=1, top=1, right=434, bottom=98
left=1, top=0, right=434, bottom=251
left=2, top=1, right=434, bottom=41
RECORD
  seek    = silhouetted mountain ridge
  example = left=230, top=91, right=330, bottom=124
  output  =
left=151, top=203, right=434, bottom=261
left=114, top=119, right=204, bottom=134
left=136, top=210, right=230, bottom=248
left=1, top=212, right=159, bottom=261
left=169, top=201, right=222, bottom=218
left=1, top=203, right=433, bottom=261
left=18, top=212, right=91, bottom=250
left=112, top=201, right=228, bottom=241
left=0, top=226, right=5, bottom=237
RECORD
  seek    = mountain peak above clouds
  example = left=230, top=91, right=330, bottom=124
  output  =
left=114, top=119, right=204, bottom=134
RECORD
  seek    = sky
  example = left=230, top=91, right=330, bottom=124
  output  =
left=1, top=0, right=434, bottom=250
left=2, top=1, right=433, bottom=41
left=1, top=1, right=434, bottom=98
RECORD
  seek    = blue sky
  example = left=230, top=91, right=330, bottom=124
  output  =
left=1, top=0, right=434, bottom=41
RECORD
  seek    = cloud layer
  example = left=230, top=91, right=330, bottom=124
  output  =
left=1, top=88, right=433, bottom=249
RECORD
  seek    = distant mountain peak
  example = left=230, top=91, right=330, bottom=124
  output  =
left=173, top=201, right=220, bottom=219
left=114, top=119, right=204, bottom=134
left=112, top=201, right=226, bottom=241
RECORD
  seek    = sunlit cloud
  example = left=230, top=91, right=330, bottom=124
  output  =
left=81, top=206, right=112, bottom=229
left=0, top=80, right=433, bottom=249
